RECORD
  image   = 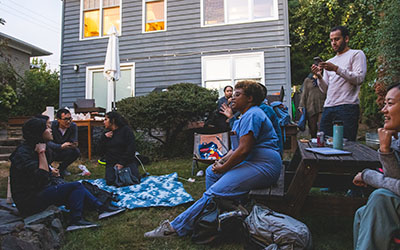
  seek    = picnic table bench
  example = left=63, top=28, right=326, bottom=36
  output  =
left=258, top=140, right=382, bottom=217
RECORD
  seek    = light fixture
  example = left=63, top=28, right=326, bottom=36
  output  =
left=73, top=64, right=79, bottom=72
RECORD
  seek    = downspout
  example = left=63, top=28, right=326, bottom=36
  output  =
left=282, top=0, right=292, bottom=116
left=59, top=0, right=65, bottom=109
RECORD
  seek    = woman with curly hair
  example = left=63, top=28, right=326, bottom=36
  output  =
left=144, top=80, right=282, bottom=238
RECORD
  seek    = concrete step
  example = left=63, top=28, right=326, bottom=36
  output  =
left=0, top=153, right=10, bottom=162
left=0, top=139, right=22, bottom=146
left=0, top=146, right=16, bottom=154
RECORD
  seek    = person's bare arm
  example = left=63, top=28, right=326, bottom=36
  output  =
left=35, top=143, right=49, bottom=172
left=212, top=132, right=254, bottom=174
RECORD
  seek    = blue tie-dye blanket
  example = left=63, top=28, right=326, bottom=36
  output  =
left=83, top=172, right=194, bottom=209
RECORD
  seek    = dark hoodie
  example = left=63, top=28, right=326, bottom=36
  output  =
left=9, top=118, right=51, bottom=215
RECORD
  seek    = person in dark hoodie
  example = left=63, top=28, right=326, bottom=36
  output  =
left=9, top=118, right=125, bottom=231
left=98, top=111, right=140, bottom=186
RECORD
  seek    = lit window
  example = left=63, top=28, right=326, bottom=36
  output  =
left=202, top=52, right=264, bottom=97
left=203, top=0, right=278, bottom=26
left=82, top=0, right=121, bottom=39
left=144, top=0, right=166, bottom=32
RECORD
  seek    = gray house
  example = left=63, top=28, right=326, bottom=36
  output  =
left=0, top=32, right=52, bottom=76
left=60, top=0, right=291, bottom=111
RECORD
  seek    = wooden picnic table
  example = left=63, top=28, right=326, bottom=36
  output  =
left=267, top=140, right=382, bottom=217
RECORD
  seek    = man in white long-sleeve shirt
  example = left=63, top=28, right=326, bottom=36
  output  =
left=311, top=26, right=367, bottom=141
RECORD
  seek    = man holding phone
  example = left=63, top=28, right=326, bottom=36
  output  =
left=311, top=26, right=367, bottom=141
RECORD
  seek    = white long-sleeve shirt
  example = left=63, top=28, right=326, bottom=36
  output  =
left=318, top=49, right=367, bottom=107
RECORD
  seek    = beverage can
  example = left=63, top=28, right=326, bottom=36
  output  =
left=317, top=131, right=325, bottom=147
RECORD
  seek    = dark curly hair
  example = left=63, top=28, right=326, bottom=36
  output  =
left=106, top=111, right=128, bottom=128
left=234, top=80, right=264, bottom=106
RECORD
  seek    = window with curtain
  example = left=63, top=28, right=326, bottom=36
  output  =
left=82, top=0, right=121, bottom=38
left=144, top=0, right=166, bottom=32
left=203, top=0, right=278, bottom=26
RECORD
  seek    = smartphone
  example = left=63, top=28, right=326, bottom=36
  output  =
left=313, top=56, right=323, bottom=65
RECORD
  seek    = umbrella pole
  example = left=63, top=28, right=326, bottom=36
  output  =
left=113, top=78, right=117, bottom=111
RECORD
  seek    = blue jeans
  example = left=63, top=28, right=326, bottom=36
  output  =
left=354, top=189, right=400, bottom=250
left=319, top=104, right=360, bottom=141
left=170, top=160, right=281, bottom=236
left=35, top=182, right=102, bottom=221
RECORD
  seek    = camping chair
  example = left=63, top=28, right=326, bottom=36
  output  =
left=192, top=132, right=230, bottom=176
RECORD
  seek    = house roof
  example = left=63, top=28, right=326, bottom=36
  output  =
left=0, top=32, right=52, bottom=56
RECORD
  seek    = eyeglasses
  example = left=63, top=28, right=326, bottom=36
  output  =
left=60, top=117, right=72, bottom=121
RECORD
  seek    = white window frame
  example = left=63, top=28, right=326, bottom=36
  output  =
left=79, top=0, right=122, bottom=40
left=85, top=63, right=135, bottom=111
left=200, top=0, right=278, bottom=27
left=142, top=0, right=167, bottom=33
left=201, top=52, right=265, bottom=95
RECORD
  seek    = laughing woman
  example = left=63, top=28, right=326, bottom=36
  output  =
left=144, top=80, right=282, bottom=238
left=353, top=83, right=400, bottom=250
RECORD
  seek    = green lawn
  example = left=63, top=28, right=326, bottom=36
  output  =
left=0, top=157, right=354, bottom=250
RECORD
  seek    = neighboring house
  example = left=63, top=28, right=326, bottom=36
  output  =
left=60, top=0, right=291, bottom=111
left=0, top=32, right=52, bottom=76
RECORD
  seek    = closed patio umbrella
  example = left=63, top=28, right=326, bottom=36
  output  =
left=104, top=25, right=120, bottom=111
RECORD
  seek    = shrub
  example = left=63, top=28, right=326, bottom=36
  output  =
left=10, top=59, right=59, bottom=117
left=117, top=83, right=218, bottom=157
left=0, top=62, right=18, bottom=121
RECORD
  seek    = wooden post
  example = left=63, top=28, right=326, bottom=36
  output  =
left=6, top=176, right=13, bottom=204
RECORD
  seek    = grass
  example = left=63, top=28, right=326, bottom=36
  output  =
left=0, top=156, right=354, bottom=250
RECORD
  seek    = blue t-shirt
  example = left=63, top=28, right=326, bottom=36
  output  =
left=232, top=106, right=279, bottom=158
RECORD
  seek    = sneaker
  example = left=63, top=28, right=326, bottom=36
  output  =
left=66, top=219, right=99, bottom=231
left=98, top=204, right=126, bottom=220
left=144, top=220, right=177, bottom=238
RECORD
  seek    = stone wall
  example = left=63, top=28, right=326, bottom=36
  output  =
left=0, top=199, right=66, bottom=250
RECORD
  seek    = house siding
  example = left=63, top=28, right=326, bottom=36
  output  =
left=60, top=0, right=291, bottom=108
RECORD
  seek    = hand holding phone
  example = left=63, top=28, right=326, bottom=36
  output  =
left=313, top=56, right=323, bottom=65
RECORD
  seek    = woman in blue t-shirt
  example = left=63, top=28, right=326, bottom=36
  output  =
left=144, top=80, right=282, bottom=238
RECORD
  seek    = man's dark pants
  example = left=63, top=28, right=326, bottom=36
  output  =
left=319, top=104, right=360, bottom=141
left=54, top=148, right=80, bottom=175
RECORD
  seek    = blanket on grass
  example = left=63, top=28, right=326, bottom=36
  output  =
left=84, top=172, right=194, bottom=209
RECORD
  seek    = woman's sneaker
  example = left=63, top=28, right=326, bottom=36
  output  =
left=144, top=220, right=177, bottom=238
left=98, top=204, right=125, bottom=220
left=66, top=219, right=99, bottom=231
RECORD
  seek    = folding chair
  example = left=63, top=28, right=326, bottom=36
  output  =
left=192, top=132, right=230, bottom=176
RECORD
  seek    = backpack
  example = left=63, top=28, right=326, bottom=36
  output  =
left=245, top=204, right=312, bottom=250
left=114, top=166, right=140, bottom=187
left=270, top=101, right=291, bottom=142
left=191, top=197, right=250, bottom=245
left=82, top=181, right=119, bottom=205
left=270, top=101, right=291, bottom=127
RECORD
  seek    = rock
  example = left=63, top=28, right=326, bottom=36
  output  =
left=0, top=205, right=67, bottom=250
left=1, top=235, right=39, bottom=250
left=0, top=221, right=24, bottom=235
left=0, top=199, right=19, bottom=215
left=0, top=209, right=23, bottom=224
left=24, top=206, right=63, bottom=226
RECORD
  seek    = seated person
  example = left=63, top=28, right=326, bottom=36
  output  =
left=144, top=80, right=282, bottom=238
left=353, top=83, right=400, bottom=250
left=9, top=118, right=125, bottom=231
left=98, top=111, right=140, bottom=186
left=220, top=83, right=284, bottom=156
left=213, top=85, right=234, bottom=131
left=48, top=108, right=80, bottom=177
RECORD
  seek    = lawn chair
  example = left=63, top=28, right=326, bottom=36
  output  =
left=192, top=132, right=230, bottom=176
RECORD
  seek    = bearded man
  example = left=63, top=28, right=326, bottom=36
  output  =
left=311, top=26, right=367, bottom=141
